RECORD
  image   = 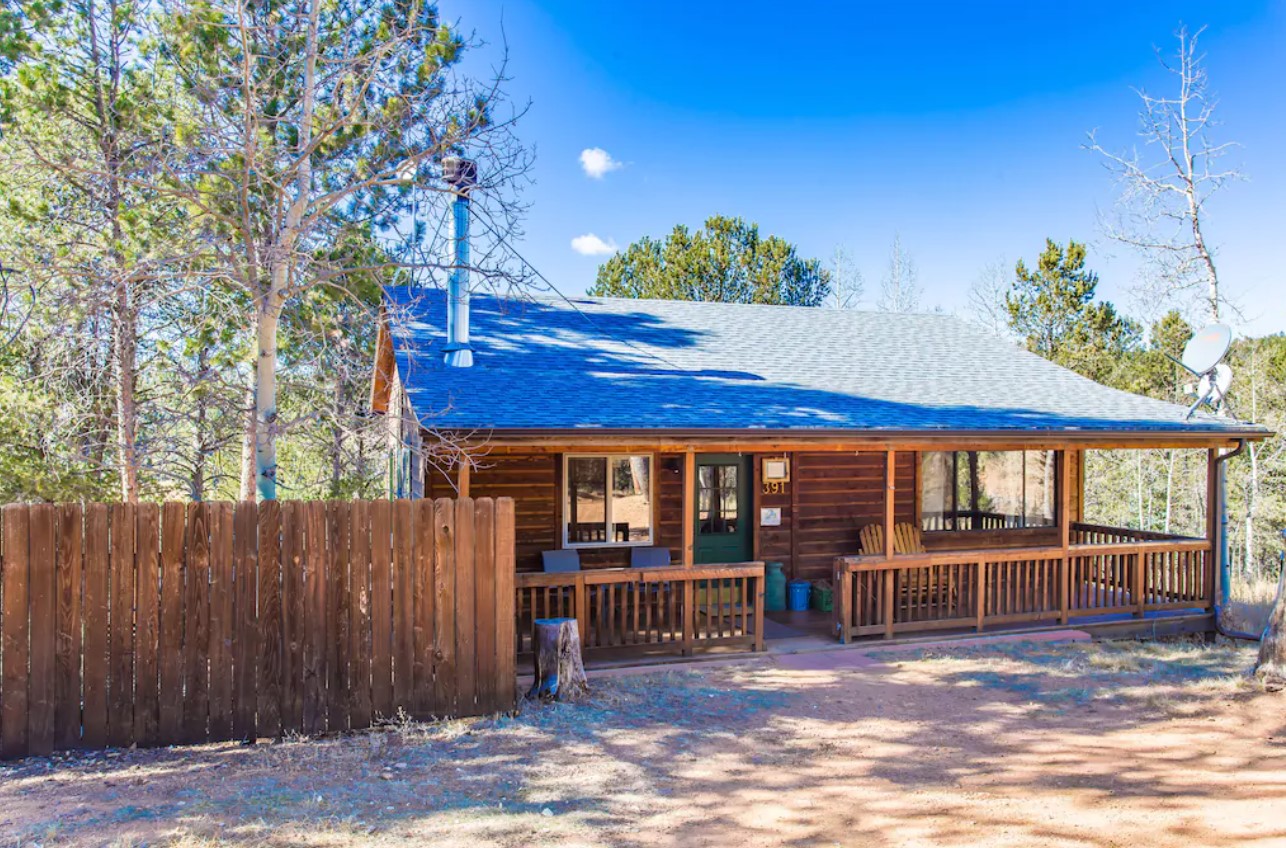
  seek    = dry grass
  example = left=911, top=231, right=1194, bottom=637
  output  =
left=1224, top=571, right=1282, bottom=635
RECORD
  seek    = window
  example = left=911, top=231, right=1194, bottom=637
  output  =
left=698, top=464, right=739, bottom=534
left=564, top=455, right=653, bottom=546
left=921, top=450, right=1056, bottom=531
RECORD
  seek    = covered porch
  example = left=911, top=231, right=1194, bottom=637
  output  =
left=430, top=434, right=1235, bottom=664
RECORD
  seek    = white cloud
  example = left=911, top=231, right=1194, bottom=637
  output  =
left=571, top=233, right=618, bottom=256
left=579, top=147, right=622, bottom=179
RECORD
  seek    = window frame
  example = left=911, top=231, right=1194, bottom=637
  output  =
left=561, top=453, right=656, bottom=549
left=919, top=449, right=1060, bottom=533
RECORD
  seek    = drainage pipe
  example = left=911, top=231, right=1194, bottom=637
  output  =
left=1212, top=439, right=1258, bottom=641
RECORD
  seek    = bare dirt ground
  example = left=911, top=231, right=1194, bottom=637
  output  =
left=4, top=637, right=1285, bottom=848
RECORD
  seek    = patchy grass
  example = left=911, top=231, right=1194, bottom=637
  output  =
left=1225, top=571, right=1281, bottom=635
left=2, top=638, right=1281, bottom=848
left=889, top=636, right=1262, bottom=716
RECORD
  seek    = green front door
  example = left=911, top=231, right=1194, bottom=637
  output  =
left=694, top=454, right=753, bottom=564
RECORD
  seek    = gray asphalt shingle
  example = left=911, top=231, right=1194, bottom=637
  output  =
left=384, top=286, right=1261, bottom=435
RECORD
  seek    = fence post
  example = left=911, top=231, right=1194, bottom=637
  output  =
left=1058, top=554, right=1070, bottom=626
left=681, top=580, right=694, bottom=656
left=834, top=558, right=852, bottom=644
left=975, top=559, right=986, bottom=633
left=883, top=568, right=895, bottom=640
left=1133, top=551, right=1146, bottom=619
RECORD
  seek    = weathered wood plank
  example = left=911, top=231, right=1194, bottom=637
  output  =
left=159, top=502, right=186, bottom=744
left=54, top=504, right=83, bottom=750
left=302, top=501, right=327, bottom=735
left=208, top=503, right=235, bottom=741
left=108, top=504, right=136, bottom=748
left=348, top=499, right=373, bottom=729
left=26, top=505, right=57, bottom=756
left=454, top=499, right=477, bottom=715
left=184, top=502, right=211, bottom=744
left=133, top=503, right=161, bottom=747
left=281, top=500, right=304, bottom=732
left=494, top=499, right=516, bottom=713
left=325, top=501, right=348, bottom=733
left=369, top=499, right=394, bottom=720
left=392, top=499, right=415, bottom=712
left=81, top=504, right=109, bottom=749
left=412, top=498, right=436, bottom=718
left=473, top=499, right=497, bottom=714
left=256, top=500, right=283, bottom=738
left=2, top=505, right=31, bottom=758
left=233, top=501, right=258, bottom=740
left=432, top=498, right=456, bottom=716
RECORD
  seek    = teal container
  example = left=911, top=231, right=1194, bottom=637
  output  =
left=787, top=579, right=811, bottom=612
left=764, top=561, right=787, bottom=611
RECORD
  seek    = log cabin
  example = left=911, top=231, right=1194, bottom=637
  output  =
left=370, top=284, right=1270, bottom=657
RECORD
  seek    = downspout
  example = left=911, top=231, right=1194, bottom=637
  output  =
left=1213, top=439, right=1257, bottom=641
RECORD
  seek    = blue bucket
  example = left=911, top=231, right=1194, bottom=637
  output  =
left=787, top=579, right=811, bottom=612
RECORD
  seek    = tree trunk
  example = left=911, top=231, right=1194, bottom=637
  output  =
left=1255, top=564, right=1286, bottom=687
left=254, top=300, right=281, bottom=501
left=113, top=279, right=140, bottom=502
left=526, top=618, right=588, bottom=701
left=239, top=380, right=256, bottom=501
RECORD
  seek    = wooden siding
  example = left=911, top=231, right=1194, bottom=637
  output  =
left=758, top=452, right=916, bottom=582
left=425, top=446, right=1080, bottom=581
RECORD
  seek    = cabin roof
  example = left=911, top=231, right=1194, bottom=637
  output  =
left=380, top=286, right=1266, bottom=438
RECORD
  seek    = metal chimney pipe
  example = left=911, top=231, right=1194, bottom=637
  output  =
left=442, top=156, right=477, bottom=368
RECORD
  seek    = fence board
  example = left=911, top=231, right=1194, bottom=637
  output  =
left=325, top=501, right=348, bottom=733
left=454, top=499, right=477, bottom=715
left=184, top=503, right=210, bottom=744
left=474, top=499, right=497, bottom=714
left=159, top=503, right=186, bottom=743
left=348, top=500, right=372, bottom=729
left=0, top=498, right=516, bottom=759
left=282, top=500, right=304, bottom=732
left=55, top=504, right=83, bottom=750
left=108, top=504, right=136, bottom=748
left=257, top=501, right=282, bottom=737
left=369, top=499, right=394, bottom=720
left=412, top=499, right=435, bottom=718
left=27, top=505, right=56, bottom=755
left=432, top=498, right=457, bottom=716
left=393, top=499, right=415, bottom=712
left=81, top=504, right=109, bottom=749
left=134, top=503, right=161, bottom=747
left=208, top=503, right=234, bottom=740
left=303, top=501, right=327, bottom=735
left=2, top=505, right=30, bottom=758
left=233, top=501, right=258, bottom=740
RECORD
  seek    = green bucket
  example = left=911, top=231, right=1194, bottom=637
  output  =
left=810, top=580, right=834, bottom=613
left=764, top=562, right=787, bottom=611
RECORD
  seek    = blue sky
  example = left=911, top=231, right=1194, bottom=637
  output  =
left=446, top=0, right=1286, bottom=335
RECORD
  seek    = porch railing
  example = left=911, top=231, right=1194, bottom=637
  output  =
left=833, top=531, right=1212, bottom=641
left=516, top=562, right=765, bottom=657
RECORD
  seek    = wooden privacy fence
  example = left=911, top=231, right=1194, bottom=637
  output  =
left=0, top=497, right=515, bottom=760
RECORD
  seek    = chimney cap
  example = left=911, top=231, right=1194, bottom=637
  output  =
left=442, top=156, right=478, bottom=193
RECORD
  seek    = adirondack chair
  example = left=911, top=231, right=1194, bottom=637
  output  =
left=857, top=522, right=954, bottom=618
left=857, top=522, right=925, bottom=556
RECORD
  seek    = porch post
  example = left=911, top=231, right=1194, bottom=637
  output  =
left=683, top=448, right=696, bottom=567
left=1206, top=447, right=1220, bottom=607
left=884, top=449, right=896, bottom=560
left=457, top=460, right=471, bottom=498
left=1058, top=450, right=1070, bottom=625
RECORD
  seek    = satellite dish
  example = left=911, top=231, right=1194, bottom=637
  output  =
left=1176, top=324, right=1235, bottom=419
left=1180, top=323, right=1232, bottom=375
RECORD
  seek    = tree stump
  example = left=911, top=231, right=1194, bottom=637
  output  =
left=1255, top=565, right=1286, bottom=690
left=526, top=617, right=589, bottom=701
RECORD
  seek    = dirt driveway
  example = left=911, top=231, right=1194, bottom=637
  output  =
left=3, top=638, right=1284, bottom=847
